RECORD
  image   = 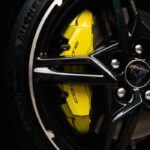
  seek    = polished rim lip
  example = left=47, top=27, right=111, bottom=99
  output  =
left=28, top=1, right=63, bottom=150
left=125, top=59, right=150, bottom=89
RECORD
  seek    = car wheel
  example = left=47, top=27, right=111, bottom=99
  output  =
left=5, top=0, right=150, bottom=150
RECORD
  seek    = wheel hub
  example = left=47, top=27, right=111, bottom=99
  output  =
left=125, top=59, right=150, bottom=89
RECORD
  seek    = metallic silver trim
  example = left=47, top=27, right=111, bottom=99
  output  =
left=29, top=0, right=63, bottom=149
left=34, top=67, right=104, bottom=78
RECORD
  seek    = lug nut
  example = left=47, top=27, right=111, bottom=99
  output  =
left=145, top=90, right=150, bottom=100
left=111, top=59, right=120, bottom=69
left=117, top=88, right=126, bottom=98
left=135, top=44, right=143, bottom=54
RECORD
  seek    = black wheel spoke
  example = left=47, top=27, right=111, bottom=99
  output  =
left=102, top=89, right=142, bottom=150
left=115, top=113, right=140, bottom=150
left=35, top=56, right=91, bottom=67
left=126, top=0, right=141, bottom=37
left=112, top=0, right=130, bottom=51
left=112, top=0, right=141, bottom=51
left=103, top=112, right=140, bottom=150
left=91, top=42, right=119, bottom=81
left=112, top=89, right=142, bottom=122
left=34, top=67, right=116, bottom=85
left=91, top=42, right=120, bottom=59
left=34, top=50, right=117, bottom=84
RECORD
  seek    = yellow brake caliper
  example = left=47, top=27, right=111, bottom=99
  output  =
left=60, top=10, right=94, bottom=134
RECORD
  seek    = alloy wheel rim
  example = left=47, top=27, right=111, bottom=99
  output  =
left=28, top=0, right=150, bottom=149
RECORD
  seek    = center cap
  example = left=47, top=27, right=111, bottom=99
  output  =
left=125, top=60, right=150, bottom=88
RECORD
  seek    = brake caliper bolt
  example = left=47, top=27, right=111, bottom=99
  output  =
left=111, top=59, right=120, bottom=69
left=117, top=88, right=126, bottom=98
left=61, top=44, right=70, bottom=51
left=145, top=90, right=150, bottom=100
left=60, top=91, right=69, bottom=99
left=135, top=44, right=143, bottom=54
left=40, top=52, right=47, bottom=58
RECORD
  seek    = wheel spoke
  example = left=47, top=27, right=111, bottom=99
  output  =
left=102, top=89, right=142, bottom=150
left=112, top=89, right=142, bottom=122
left=112, top=0, right=130, bottom=51
left=126, top=0, right=141, bottom=37
left=91, top=42, right=120, bottom=59
left=34, top=67, right=115, bottom=85
left=91, top=42, right=119, bottom=81
left=90, top=58, right=117, bottom=82
left=35, top=56, right=91, bottom=67
left=103, top=112, right=140, bottom=150
left=112, top=0, right=141, bottom=51
left=115, top=113, right=140, bottom=150
left=35, top=50, right=117, bottom=84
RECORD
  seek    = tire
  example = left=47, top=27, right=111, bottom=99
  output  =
left=4, top=0, right=150, bottom=150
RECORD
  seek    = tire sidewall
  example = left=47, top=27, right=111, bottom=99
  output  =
left=7, top=0, right=68, bottom=149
